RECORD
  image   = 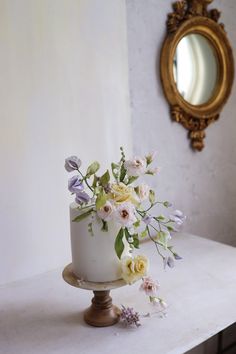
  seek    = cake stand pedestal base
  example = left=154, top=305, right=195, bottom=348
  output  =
left=62, top=264, right=126, bottom=327
left=84, top=290, right=120, bottom=327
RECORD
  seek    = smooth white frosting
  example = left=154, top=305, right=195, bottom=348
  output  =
left=70, top=203, right=130, bottom=282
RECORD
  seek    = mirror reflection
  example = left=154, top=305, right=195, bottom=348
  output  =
left=173, top=34, right=218, bottom=105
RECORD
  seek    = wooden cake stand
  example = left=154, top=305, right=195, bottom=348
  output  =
left=62, top=264, right=126, bottom=327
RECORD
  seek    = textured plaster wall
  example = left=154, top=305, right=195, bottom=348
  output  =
left=126, top=0, right=236, bottom=247
left=0, top=0, right=131, bottom=285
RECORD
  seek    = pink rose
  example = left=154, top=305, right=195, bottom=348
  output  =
left=139, top=277, right=159, bottom=296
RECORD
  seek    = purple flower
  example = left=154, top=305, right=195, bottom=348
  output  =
left=171, top=216, right=184, bottom=225
left=68, top=176, right=84, bottom=194
left=164, top=256, right=175, bottom=269
left=173, top=253, right=182, bottom=260
left=75, top=191, right=90, bottom=205
left=174, top=209, right=182, bottom=216
left=120, top=305, right=141, bottom=327
left=143, top=215, right=152, bottom=225
left=65, top=156, right=81, bottom=172
left=170, top=209, right=186, bottom=226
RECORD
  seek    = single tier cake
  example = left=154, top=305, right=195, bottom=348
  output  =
left=70, top=203, right=130, bottom=282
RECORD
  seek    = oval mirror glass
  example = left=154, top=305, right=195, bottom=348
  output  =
left=173, top=34, right=219, bottom=105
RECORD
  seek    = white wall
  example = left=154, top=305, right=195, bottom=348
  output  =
left=126, top=0, right=236, bottom=247
left=0, top=0, right=131, bottom=285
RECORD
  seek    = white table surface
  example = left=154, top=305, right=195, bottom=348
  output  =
left=1, top=233, right=236, bottom=354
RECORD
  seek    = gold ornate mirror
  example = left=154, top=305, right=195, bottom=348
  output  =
left=160, top=0, right=234, bottom=151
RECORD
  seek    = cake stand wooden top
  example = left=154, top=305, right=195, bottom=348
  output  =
left=62, top=263, right=127, bottom=291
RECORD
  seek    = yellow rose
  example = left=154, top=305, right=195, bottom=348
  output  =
left=134, top=255, right=148, bottom=274
left=109, top=182, right=139, bottom=205
left=121, top=255, right=149, bottom=284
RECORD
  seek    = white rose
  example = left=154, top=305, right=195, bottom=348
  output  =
left=137, top=183, right=150, bottom=202
left=97, top=201, right=114, bottom=221
left=115, top=202, right=137, bottom=227
left=124, top=156, right=146, bottom=177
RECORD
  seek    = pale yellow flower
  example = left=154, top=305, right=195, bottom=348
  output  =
left=109, top=183, right=139, bottom=205
left=121, top=255, right=149, bottom=284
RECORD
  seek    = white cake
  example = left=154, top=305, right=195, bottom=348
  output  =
left=70, top=203, right=130, bottom=282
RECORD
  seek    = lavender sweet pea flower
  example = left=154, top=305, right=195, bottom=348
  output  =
left=75, top=191, right=90, bottom=205
left=143, top=215, right=152, bottom=225
left=164, top=256, right=175, bottom=269
left=68, top=176, right=84, bottom=194
left=171, top=216, right=184, bottom=226
left=65, top=156, right=81, bottom=172
left=170, top=209, right=186, bottom=225
left=173, top=253, right=183, bottom=260
left=174, top=209, right=184, bottom=217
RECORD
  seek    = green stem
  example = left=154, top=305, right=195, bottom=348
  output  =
left=146, top=226, right=165, bottom=260
left=149, top=223, right=161, bottom=233
left=137, top=201, right=165, bottom=214
left=77, top=204, right=96, bottom=211
left=77, top=169, right=94, bottom=193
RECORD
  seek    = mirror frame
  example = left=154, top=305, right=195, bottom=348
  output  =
left=160, top=0, right=234, bottom=151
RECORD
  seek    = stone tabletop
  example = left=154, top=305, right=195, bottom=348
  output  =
left=1, top=233, right=236, bottom=354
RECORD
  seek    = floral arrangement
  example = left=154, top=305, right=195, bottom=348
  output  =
left=65, top=147, right=185, bottom=306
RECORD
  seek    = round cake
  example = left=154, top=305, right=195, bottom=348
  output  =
left=70, top=203, right=130, bottom=282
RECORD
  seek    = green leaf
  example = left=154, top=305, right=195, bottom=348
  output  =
left=167, top=225, right=175, bottom=232
left=124, top=227, right=130, bottom=242
left=155, top=214, right=165, bottom=221
left=96, top=192, right=107, bottom=210
left=86, top=161, right=100, bottom=177
left=133, top=234, right=140, bottom=249
left=72, top=209, right=93, bottom=222
left=92, top=175, right=99, bottom=188
left=111, top=163, right=119, bottom=179
left=157, top=231, right=169, bottom=249
left=149, top=190, right=155, bottom=204
left=146, top=170, right=155, bottom=175
left=145, top=154, right=152, bottom=166
left=140, top=229, right=148, bottom=238
left=114, top=228, right=124, bottom=259
left=101, top=220, right=108, bottom=232
left=133, top=220, right=141, bottom=228
left=100, top=170, right=110, bottom=186
left=94, top=186, right=102, bottom=195
left=127, top=176, right=138, bottom=185
left=119, top=163, right=126, bottom=182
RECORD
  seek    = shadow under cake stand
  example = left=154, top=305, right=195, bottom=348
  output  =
left=62, top=264, right=126, bottom=327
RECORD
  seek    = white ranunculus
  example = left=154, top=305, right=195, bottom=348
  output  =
left=124, top=156, right=146, bottom=177
left=137, top=183, right=150, bottom=202
left=97, top=201, right=115, bottom=221
left=115, top=202, right=137, bottom=227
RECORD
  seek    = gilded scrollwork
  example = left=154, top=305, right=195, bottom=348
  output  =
left=171, top=105, right=219, bottom=151
left=167, top=0, right=221, bottom=34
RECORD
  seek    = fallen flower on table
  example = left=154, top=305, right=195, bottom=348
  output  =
left=120, top=305, right=141, bottom=327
